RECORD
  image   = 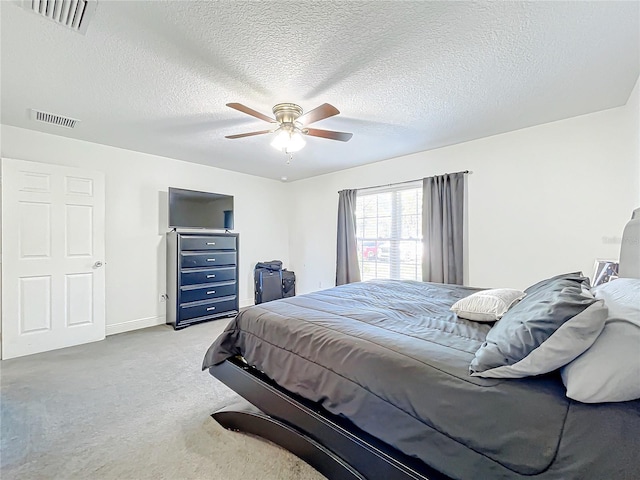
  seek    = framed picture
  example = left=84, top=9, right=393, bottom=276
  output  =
left=592, top=259, right=619, bottom=286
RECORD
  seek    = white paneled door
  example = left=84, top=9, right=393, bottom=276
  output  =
left=1, top=158, right=105, bottom=359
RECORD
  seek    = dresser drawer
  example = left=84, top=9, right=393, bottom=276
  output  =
left=180, top=281, right=237, bottom=304
left=179, top=296, right=237, bottom=321
left=180, top=235, right=236, bottom=251
left=180, top=267, right=236, bottom=286
left=181, top=251, right=236, bottom=268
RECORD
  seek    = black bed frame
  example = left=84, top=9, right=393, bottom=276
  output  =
left=209, top=357, right=451, bottom=480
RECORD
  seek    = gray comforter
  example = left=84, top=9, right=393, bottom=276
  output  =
left=203, top=280, right=640, bottom=480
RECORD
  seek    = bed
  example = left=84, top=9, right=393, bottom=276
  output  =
left=202, top=209, right=640, bottom=480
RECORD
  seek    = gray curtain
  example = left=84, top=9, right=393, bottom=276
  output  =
left=336, top=189, right=361, bottom=285
left=422, top=173, right=465, bottom=285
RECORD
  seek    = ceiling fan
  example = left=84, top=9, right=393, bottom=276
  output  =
left=225, top=102, right=353, bottom=153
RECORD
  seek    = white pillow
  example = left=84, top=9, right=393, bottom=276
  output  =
left=561, top=278, right=640, bottom=403
left=451, top=288, right=526, bottom=322
left=592, top=278, right=640, bottom=327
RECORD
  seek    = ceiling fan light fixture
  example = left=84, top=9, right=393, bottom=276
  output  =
left=270, top=127, right=306, bottom=152
left=286, top=131, right=306, bottom=152
left=270, top=128, right=290, bottom=150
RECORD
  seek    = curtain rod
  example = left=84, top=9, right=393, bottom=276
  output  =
left=341, top=170, right=470, bottom=193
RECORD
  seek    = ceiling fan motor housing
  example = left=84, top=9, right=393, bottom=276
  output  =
left=272, top=103, right=304, bottom=126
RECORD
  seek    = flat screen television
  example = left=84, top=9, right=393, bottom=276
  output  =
left=168, top=187, right=234, bottom=230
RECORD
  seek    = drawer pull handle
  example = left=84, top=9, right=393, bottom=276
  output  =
left=206, top=242, right=216, bottom=245
left=206, top=306, right=216, bottom=311
left=207, top=290, right=216, bottom=294
left=207, top=258, right=216, bottom=262
left=206, top=274, right=216, bottom=278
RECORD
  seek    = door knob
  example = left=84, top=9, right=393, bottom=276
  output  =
left=93, top=261, right=104, bottom=269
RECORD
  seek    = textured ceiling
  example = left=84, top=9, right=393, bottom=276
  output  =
left=1, top=1, right=638, bottom=181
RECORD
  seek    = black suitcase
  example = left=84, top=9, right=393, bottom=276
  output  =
left=255, top=260, right=283, bottom=271
left=254, top=261, right=283, bottom=304
left=282, top=269, right=296, bottom=298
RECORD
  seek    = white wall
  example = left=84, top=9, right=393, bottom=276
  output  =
left=629, top=80, right=640, bottom=205
left=287, top=78, right=640, bottom=293
left=1, top=125, right=290, bottom=334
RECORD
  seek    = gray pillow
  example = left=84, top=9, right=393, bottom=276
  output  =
left=522, top=271, right=584, bottom=296
left=470, top=273, right=604, bottom=377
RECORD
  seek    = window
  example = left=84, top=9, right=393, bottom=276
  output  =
left=355, top=182, right=423, bottom=281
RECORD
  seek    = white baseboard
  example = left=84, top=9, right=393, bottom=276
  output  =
left=106, top=315, right=166, bottom=336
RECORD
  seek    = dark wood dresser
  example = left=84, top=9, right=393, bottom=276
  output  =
left=167, top=231, right=239, bottom=329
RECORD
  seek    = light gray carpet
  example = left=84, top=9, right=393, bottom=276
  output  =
left=0, top=320, right=327, bottom=480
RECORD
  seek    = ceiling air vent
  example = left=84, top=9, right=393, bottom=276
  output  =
left=31, top=109, right=79, bottom=129
left=22, top=0, right=98, bottom=34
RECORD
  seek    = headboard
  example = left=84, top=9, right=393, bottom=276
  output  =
left=619, top=208, right=640, bottom=279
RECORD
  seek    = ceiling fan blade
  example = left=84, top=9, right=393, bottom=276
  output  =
left=226, top=103, right=275, bottom=123
left=225, top=130, right=272, bottom=139
left=304, top=128, right=353, bottom=142
left=298, top=103, right=340, bottom=126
